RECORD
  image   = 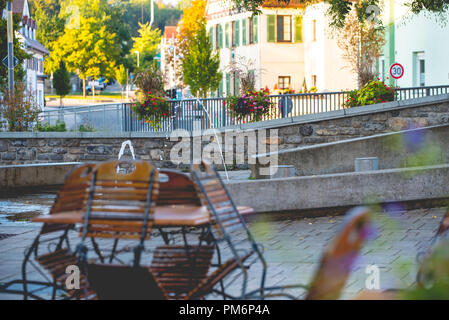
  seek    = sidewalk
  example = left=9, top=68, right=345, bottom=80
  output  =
left=0, top=188, right=445, bottom=299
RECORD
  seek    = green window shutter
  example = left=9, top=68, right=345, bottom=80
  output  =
left=242, top=19, right=247, bottom=45
left=209, top=27, right=213, bottom=48
left=234, top=74, right=239, bottom=95
left=267, top=15, right=275, bottom=42
left=226, top=73, right=231, bottom=96
left=253, top=16, right=258, bottom=43
left=219, top=79, right=223, bottom=97
left=225, top=23, right=229, bottom=48
left=219, top=24, right=223, bottom=48
left=295, top=15, right=303, bottom=42
left=235, top=20, right=240, bottom=47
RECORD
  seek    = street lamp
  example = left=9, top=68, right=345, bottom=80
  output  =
left=134, top=50, right=140, bottom=68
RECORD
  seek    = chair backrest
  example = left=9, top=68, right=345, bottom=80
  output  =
left=190, top=162, right=266, bottom=299
left=50, top=163, right=97, bottom=215
left=305, top=207, right=372, bottom=300
left=80, top=160, right=159, bottom=241
left=157, top=169, right=201, bottom=206
left=190, top=162, right=247, bottom=241
left=41, top=163, right=97, bottom=235
left=150, top=245, right=215, bottom=299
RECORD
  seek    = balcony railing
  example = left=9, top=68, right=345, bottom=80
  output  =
left=36, top=85, right=449, bottom=133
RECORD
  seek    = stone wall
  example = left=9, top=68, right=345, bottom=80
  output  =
left=0, top=137, right=179, bottom=168
left=0, top=95, right=448, bottom=168
left=274, top=99, right=449, bottom=151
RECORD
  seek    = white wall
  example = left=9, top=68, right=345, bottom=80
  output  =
left=393, top=0, right=449, bottom=87
left=303, top=2, right=357, bottom=92
left=259, top=8, right=304, bottom=92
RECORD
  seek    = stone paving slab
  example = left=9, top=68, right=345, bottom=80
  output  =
left=0, top=190, right=446, bottom=300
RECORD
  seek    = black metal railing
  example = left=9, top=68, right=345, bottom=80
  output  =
left=37, top=84, right=449, bottom=133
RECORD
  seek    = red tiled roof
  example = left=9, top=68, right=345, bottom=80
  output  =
left=164, top=26, right=178, bottom=39
left=261, top=0, right=309, bottom=8
left=12, top=0, right=25, bottom=14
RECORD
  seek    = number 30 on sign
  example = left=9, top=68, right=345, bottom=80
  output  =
left=390, top=63, right=404, bottom=79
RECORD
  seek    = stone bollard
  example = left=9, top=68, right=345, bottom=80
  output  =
left=354, top=157, right=379, bottom=172
left=270, top=165, right=295, bottom=179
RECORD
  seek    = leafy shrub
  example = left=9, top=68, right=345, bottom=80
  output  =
left=36, top=120, right=67, bottom=132
left=226, top=88, right=274, bottom=122
left=0, top=82, right=40, bottom=132
left=133, top=64, right=164, bottom=101
left=344, top=79, right=396, bottom=108
left=132, top=91, right=171, bottom=129
left=78, top=123, right=95, bottom=132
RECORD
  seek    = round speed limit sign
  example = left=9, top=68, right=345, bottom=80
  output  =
left=390, top=63, right=404, bottom=79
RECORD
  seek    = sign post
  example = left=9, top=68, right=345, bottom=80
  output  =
left=390, top=63, right=404, bottom=89
left=6, top=1, right=14, bottom=92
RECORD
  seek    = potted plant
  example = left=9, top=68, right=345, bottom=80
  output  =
left=344, top=79, right=396, bottom=108
left=226, top=88, right=274, bottom=123
left=132, top=91, right=171, bottom=129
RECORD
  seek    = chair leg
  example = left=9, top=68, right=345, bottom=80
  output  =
left=22, top=240, right=37, bottom=300
left=214, top=245, right=227, bottom=300
left=91, top=238, right=104, bottom=263
left=51, top=278, right=58, bottom=300
left=110, top=238, right=119, bottom=263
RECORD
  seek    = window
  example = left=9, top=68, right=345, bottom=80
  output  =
left=312, top=20, right=316, bottom=42
left=413, top=52, right=425, bottom=86
left=278, top=76, right=291, bottom=90
left=276, top=15, right=291, bottom=42
left=268, top=15, right=292, bottom=43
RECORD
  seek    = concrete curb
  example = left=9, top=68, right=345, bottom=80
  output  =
left=227, top=164, right=449, bottom=213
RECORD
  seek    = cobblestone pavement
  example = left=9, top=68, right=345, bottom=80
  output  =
left=0, top=189, right=446, bottom=300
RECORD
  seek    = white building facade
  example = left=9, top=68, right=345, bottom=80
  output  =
left=12, top=0, right=49, bottom=108
left=205, top=0, right=357, bottom=97
left=378, top=0, right=449, bottom=88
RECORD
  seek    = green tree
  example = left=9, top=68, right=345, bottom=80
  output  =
left=48, top=16, right=119, bottom=97
left=115, top=64, right=127, bottom=99
left=182, top=23, right=221, bottom=98
left=0, top=0, right=30, bottom=89
left=53, top=60, right=71, bottom=107
left=131, top=22, right=161, bottom=70
left=33, top=0, right=65, bottom=50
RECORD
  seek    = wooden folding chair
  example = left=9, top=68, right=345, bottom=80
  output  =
left=157, top=169, right=202, bottom=206
left=0, top=163, right=97, bottom=300
left=76, top=160, right=159, bottom=268
left=190, top=162, right=267, bottom=299
left=87, top=244, right=216, bottom=300
left=86, top=205, right=372, bottom=300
